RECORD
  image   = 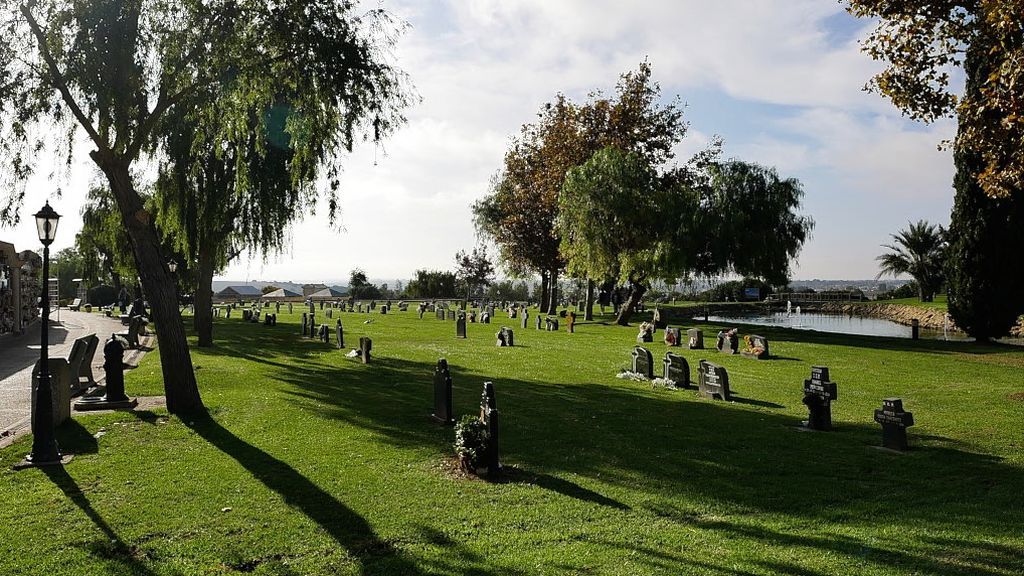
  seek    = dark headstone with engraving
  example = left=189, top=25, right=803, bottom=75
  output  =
left=697, top=360, right=731, bottom=401
left=301, top=312, right=309, bottom=336
left=432, top=359, right=454, bottom=425
left=480, top=382, right=500, bottom=477
left=481, top=312, right=490, bottom=324
left=495, top=326, right=514, bottom=347
left=801, top=366, right=837, bottom=431
left=359, top=337, right=372, bottom=364
left=308, top=314, right=317, bottom=338
left=335, top=319, right=344, bottom=349
left=874, top=398, right=914, bottom=451
left=687, top=328, right=704, bottom=350
left=521, top=310, right=529, bottom=329
left=742, top=334, right=770, bottom=359
left=637, top=324, right=654, bottom=343
left=663, top=352, right=691, bottom=388
left=631, top=346, right=654, bottom=379
left=456, top=312, right=467, bottom=338
left=716, top=330, right=738, bottom=354
left=664, top=327, right=681, bottom=347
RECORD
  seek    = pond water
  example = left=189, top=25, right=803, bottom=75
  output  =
left=704, top=311, right=965, bottom=340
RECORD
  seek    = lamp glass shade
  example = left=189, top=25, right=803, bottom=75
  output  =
left=168, top=260, right=178, bottom=273
left=34, top=202, right=61, bottom=245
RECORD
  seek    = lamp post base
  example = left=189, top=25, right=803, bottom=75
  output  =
left=13, top=453, right=74, bottom=470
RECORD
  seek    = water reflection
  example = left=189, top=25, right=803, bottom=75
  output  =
left=705, top=311, right=968, bottom=340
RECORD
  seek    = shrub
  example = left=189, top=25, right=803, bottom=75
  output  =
left=453, top=415, right=488, bottom=473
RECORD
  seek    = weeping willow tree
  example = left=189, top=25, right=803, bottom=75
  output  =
left=0, top=1, right=413, bottom=412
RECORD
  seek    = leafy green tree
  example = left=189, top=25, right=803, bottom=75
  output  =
left=0, top=2, right=411, bottom=412
left=405, top=270, right=459, bottom=299
left=52, top=248, right=84, bottom=302
left=76, top=187, right=136, bottom=291
left=846, top=0, right=1024, bottom=199
left=875, top=221, right=946, bottom=302
left=455, top=246, right=495, bottom=305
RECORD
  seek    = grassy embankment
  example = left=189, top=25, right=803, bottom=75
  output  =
left=2, top=305, right=1022, bottom=575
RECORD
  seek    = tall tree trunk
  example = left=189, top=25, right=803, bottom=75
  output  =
left=547, top=268, right=559, bottom=315
left=539, top=270, right=549, bottom=312
left=195, top=244, right=215, bottom=347
left=615, top=280, right=647, bottom=326
left=93, top=150, right=204, bottom=414
left=584, top=278, right=595, bottom=321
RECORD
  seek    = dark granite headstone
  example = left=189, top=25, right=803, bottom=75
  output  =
left=318, top=324, right=330, bottom=343
left=631, top=346, right=654, bottom=379
left=359, top=337, right=372, bottom=364
left=495, top=326, right=514, bottom=347
left=436, top=308, right=445, bottom=320
left=432, top=359, right=454, bottom=425
left=536, top=315, right=543, bottom=330
left=687, top=328, right=704, bottom=350
left=456, top=313, right=467, bottom=338
left=481, top=312, right=490, bottom=324
left=637, top=324, right=654, bottom=343
left=521, top=310, right=529, bottom=329
left=874, top=398, right=914, bottom=451
left=652, top=307, right=666, bottom=329
left=480, top=382, right=500, bottom=477
left=801, top=366, right=837, bottom=431
left=301, top=312, right=309, bottom=336
left=697, top=360, right=731, bottom=400
left=336, top=319, right=344, bottom=348
left=447, top=309, right=456, bottom=321
left=663, top=352, right=691, bottom=388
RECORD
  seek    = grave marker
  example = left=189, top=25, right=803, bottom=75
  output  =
left=697, top=360, right=731, bottom=401
left=801, top=366, right=837, bottom=431
left=663, top=352, right=691, bottom=388
left=359, top=337, right=372, bottom=364
left=687, top=328, right=704, bottom=349
left=480, top=382, right=501, bottom=477
left=874, top=398, right=914, bottom=451
left=456, top=313, right=467, bottom=338
left=664, top=327, right=681, bottom=347
left=631, top=346, right=654, bottom=379
left=521, top=310, right=529, bottom=330
left=716, top=330, right=738, bottom=354
left=336, top=319, right=345, bottom=348
left=301, top=312, right=308, bottom=336
left=432, top=359, right=455, bottom=425
left=742, top=335, right=770, bottom=360
left=318, top=324, right=330, bottom=344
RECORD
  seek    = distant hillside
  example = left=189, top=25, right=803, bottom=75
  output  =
left=212, top=280, right=348, bottom=294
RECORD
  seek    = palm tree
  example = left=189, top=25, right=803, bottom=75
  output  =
left=876, top=220, right=947, bottom=302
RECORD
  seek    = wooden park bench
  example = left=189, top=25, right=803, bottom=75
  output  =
left=68, top=298, right=82, bottom=311
left=66, top=333, right=99, bottom=396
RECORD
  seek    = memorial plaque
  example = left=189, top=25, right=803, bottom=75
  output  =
left=874, top=398, right=914, bottom=451
left=801, top=366, right=837, bottom=431
left=663, top=352, right=691, bottom=388
left=631, top=346, right=654, bottom=379
left=432, top=359, right=454, bottom=425
left=697, top=360, right=731, bottom=401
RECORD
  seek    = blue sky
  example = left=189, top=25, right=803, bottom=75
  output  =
left=4, top=1, right=958, bottom=283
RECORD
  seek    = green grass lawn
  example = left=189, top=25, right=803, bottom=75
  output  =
left=872, top=295, right=949, bottom=311
left=3, top=305, right=1023, bottom=575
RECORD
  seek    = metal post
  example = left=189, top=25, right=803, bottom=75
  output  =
left=30, top=244, right=60, bottom=463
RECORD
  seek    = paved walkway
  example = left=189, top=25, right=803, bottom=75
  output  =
left=0, top=310, right=125, bottom=436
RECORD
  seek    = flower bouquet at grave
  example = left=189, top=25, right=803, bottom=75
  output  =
left=637, top=321, right=655, bottom=343
left=453, top=415, right=490, bottom=474
left=741, top=335, right=766, bottom=359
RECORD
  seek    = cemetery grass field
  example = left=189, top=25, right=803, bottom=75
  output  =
left=2, top=307, right=1024, bottom=575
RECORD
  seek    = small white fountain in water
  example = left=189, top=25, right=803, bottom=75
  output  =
left=786, top=300, right=792, bottom=314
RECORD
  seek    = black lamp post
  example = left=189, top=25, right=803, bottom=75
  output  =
left=29, top=201, right=61, bottom=465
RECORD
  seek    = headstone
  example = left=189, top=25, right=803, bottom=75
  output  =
left=874, top=398, right=914, bottom=451
left=697, top=360, right=731, bottom=401
left=480, top=382, right=500, bottom=477
left=481, top=312, right=490, bottom=324
left=496, top=326, right=514, bottom=347
left=301, top=312, right=309, bottom=336
left=631, top=346, right=654, bottom=379
left=31, top=358, right=72, bottom=427
left=432, top=359, right=454, bottom=425
left=911, top=319, right=920, bottom=340
left=288, top=302, right=293, bottom=314
left=447, top=309, right=456, bottom=321
left=308, top=314, right=317, bottom=338
left=536, top=315, right=543, bottom=330
left=318, top=324, right=329, bottom=344
left=521, top=310, right=529, bottom=329
left=567, top=311, right=576, bottom=333
left=275, top=302, right=281, bottom=314
left=370, top=300, right=377, bottom=310
left=319, top=301, right=324, bottom=310
left=687, top=328, right=704, bottom=350
left=652, top=307, right=666, bottom=329
left=508, top=307, right=517, bottom=319
left=380, top=305, right=387, bottom=315
left=662, top=352, right=691, bottom=388
left=716, top=330, right=738, bottom=354
left=456, top=313, right=467, bottom=338
left=436, top=308, right=445, bottom=320
left=468, top=311, right=477, bottom=323
left=801, top=366, right=837, bottom=431
left=335, top=319, right=344, bottom=348
left=326, top=308, right=333, bottom=319
left=637, top=323, right=654, bottom=343
left=226, top=307, right=231, bottom=319
left=309, top=301, right=315, bottom=314
left=358, top=303, right=364, bottom=313
left=419, top=307, right=425, bottom=320
left=664, top=327, right=681, bottom=347
left=742, top=334, right=770, bottom=360
left=359, top=337, right=372, bottom=364
left=558, top=309, right=567, bottom=318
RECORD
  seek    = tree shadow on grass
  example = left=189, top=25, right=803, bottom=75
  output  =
left=182, top=411, right=424, bottom=576
left=43, top=465, right=167, bottom=576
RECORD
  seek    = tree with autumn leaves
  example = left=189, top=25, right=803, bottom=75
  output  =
left=476, top=63, right=813, bottom=324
